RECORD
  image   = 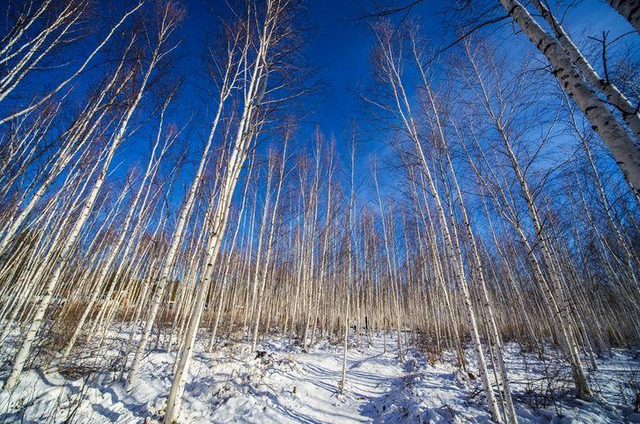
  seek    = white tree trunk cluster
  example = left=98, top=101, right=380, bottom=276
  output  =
left=0, top=1, right=639, bottom=423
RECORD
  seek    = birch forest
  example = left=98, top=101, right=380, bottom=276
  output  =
left=0, top=0, right=639, bottom=423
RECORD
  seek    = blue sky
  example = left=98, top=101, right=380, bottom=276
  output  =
left=4, top=0, right=635, bottom=216
left=300, top=0, right=634, bottom=139
left=152, top=0, right=637, bottom=212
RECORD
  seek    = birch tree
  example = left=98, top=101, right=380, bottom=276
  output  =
left=496, top=0, right=640, bottom=195
left=606, top=0, right=640, bottom=34
left=3, top=7, right=169, bottom=387
left=367, top=22, right=503, bottom=421
left=124, top=9, right=246, bottom=391
left=164, top=1, right=300, bottom=421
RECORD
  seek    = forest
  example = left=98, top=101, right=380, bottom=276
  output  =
left=0, top=0, right=639, bottom=423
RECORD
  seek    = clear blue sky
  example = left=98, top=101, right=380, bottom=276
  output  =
left=166, top=0, right=637, bottom=207
left=14, top=0, right=630, bottom=213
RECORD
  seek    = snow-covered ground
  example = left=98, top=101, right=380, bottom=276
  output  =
left=1, top=333, right=639, bottom=423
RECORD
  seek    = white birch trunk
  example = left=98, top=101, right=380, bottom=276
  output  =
left=530, top=0, right=640, bottom=141
left=606, top=0, right=640, bottom=34
left=498, top=0, right=640, bottom=195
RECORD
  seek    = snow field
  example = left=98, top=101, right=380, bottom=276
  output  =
left=1, top=333, right=639, bottom=423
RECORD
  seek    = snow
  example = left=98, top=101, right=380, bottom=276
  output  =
left=1, top=332, right=638, bottom=423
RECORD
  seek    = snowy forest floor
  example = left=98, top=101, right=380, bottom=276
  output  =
left=1, top=332, right=639, bottom=423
